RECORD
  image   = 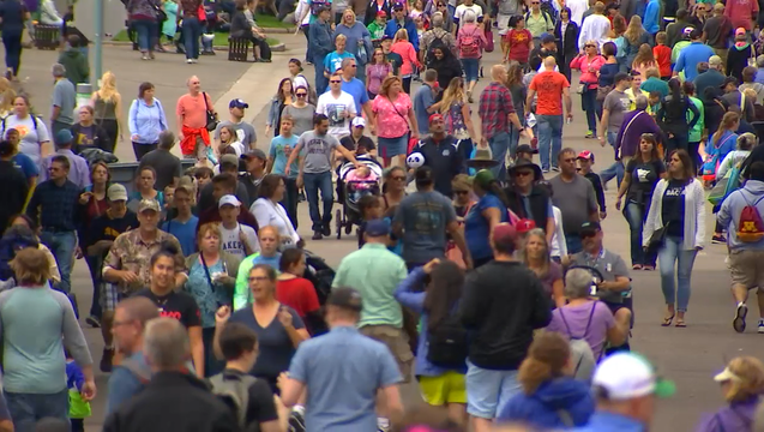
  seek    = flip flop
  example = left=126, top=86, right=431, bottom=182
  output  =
left=675, top=318, right=686, bottom=328
left=661, top=313, right=675, bottom=327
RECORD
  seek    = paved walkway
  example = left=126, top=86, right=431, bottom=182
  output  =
left=7, top=40, right=764, bottom=430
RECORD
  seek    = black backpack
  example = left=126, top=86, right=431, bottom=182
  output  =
left=426, top=312, right=468, bottom=369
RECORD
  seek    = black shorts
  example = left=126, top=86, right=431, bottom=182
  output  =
left=603, top=297, right=634, bottom=328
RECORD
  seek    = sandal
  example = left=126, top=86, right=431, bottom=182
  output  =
left=675, top=318, right=686, bottom=328
left=643, top=265, right=655, bottom=271
left=661, top=312, right=675, bottom=327
left=632, top=264, right=643, bottom=270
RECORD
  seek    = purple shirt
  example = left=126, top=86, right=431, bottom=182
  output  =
left=537, top=261, right=563, bottom=298
left=39, top=149, right=91, bottom=190
left=546, top=300, right=615, bottom=360
left=615, top=109, right=663, bottom=159
left=695, top=397, right=760, bottom=432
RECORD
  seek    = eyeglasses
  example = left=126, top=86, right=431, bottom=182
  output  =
left=296, top=93, right=307, bottom=97
left=330, top=80, right=342, bottom=84
left=515, top=171, right=533, bottom=177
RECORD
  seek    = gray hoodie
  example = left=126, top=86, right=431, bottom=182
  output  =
left=718, top=180, right=764, bottom=250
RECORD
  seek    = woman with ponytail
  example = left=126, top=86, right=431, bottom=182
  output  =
left=498, top=332, right=595, bottom=428
left=465, top=169, right=509, bottom=268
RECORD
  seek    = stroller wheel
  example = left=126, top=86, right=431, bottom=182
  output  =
left=335, top=209, right=342, bottom=240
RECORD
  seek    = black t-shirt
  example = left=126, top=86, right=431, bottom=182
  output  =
left=625, top=159, right=665, bottom=204
left=386, top=51, right=403, bottom=75
left=217, top=369, right=279, bottom=427
left=340, top=135, right=376, bottom=154
left=661, top=179, right=687, bottom=238
left=133, top=288, right=202, bottom=328
left=138, top=149, right=183, bottom=191
left=86, top=210, right=139, bottom=248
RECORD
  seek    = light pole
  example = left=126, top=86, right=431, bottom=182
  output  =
left=94, top=0, right=103, bottom=89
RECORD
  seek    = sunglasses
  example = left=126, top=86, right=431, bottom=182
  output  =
left=296, top=93, right=307, bottom=97
left=515, top=171, right=533, bottom=177
left=585, top=44, right=596, bottom=48
left=330, top=80, right=342, bottom=84
left=580, top=230, right=599, bottom=239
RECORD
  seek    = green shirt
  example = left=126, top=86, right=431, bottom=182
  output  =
left=688, top=96, right=704, bottom=142
left=331, top=243, right=408, bottom=328
left=367, top=21, right=385, bottom=41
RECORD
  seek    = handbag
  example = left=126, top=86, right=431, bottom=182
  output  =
left=647, top=225, right=668, bottom=253
left=596, top=84, right=613, bottom=102
left=202, top=91, right=219, bottom=132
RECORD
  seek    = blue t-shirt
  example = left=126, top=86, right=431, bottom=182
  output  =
left=465, top=193, right=508, bottom=260
left=339, top=78, right=369, bottom=115
left=269, top=135, right=300, bottom=179
left=0, top=0, right=26, bottom=37
left=324, top=52, right=356, bottom=74
left=228, top=304, right=304, bottom=380
left=288, top=326, right=402, bottom=432
left=413, top=85, right=435, bottom=135
left=161, top=216, right=199, bottom=256
left=12, top=153, right=38, bottom=181
left=393, top=191, right=457, bottom=265
left=185, top=259, right=227, bottom=328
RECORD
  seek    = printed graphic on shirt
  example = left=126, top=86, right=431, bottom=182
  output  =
left=236, top=128, right=246, bottom=143
left=665, top=184, right=686, bottom=197
left=12, top=125, right=30, bottom=137
left=636, top=168, right=652, bottom=183
left=412, top=201, right=445, bottom=234
left=326, top=104, right=349, bottom=127
left=306, top=138, right=330, bottom=155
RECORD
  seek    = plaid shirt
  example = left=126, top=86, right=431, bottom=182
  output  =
left=26, top=179, right=80, bottom=231
left=478, top=81, right=516, bottom=140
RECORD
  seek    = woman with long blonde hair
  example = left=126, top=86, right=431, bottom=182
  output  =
left=390, top=28, right=422, bottom=93
left=90, top=71, right=124, bottom=152
left=440, top=77, right=476, bottom=150
left=523, top=229, right=564, bottom=307
left=623, top=16, right=651, bottom=70
left=0, top=78, right=15, bottom=118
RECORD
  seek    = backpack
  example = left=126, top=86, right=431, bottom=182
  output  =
left=209, top=373, right=259, bottom=428
left=426, top=31, right=448, bottom=64
left=736, top=192, right=764, bottom=243
left=524, top=9, right=555, bottom=30
left=1, top=115, right=39, bottom=136
left=458, top=27, right=481, bottom=58
left=426, top=311, right=468, bottom=369
left=309, top=0, right=329, bottom=16
left=558, top=304, right=597, bottom=382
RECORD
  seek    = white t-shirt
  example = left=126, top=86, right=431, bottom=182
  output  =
left=220, top=222, right=259, bottom=260
left=454, top=4, right=482, bottom=29
left=250, top=198, right=300, bottom=246
left=1, top=115, right=51, bottom=167
left=316, top=91, right=357, bottom=139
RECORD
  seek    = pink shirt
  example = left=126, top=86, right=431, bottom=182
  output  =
left=725, top=0, right=759, bottom=31
left=346, top=169, right=379, bottom=188
left=569, top=54, right=605, bottom=89
left=176, top=92, right=213, bottom=129
left=372, top=93, right=413, bottom=139
left=390, top=41, right=421, bottom=76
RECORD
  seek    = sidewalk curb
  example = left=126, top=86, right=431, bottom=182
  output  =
left=103, top=40, right=287, bottom=52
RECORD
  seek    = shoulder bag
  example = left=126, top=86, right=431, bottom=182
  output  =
left=202, top=92, right=219, bottom=132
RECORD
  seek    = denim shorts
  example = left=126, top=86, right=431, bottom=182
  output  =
left=461, top=58, right=480, bottom=82
left=465, top=359, right=521, bottom=418
left=378, top=134, right=409, bottom=158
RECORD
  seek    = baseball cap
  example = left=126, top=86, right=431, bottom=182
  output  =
left=540, top=33, right=556, bottom=45
left=107, top=183, right=128, bottom=202
left=429, top=113, right=444, bottom=123
left=577, top=150, right=595, bottom=163
left=516, top=144, right=539, bottom=155
left=351, top=117, right=367, bottom=128
left=682, top=26, right=694, bottom=36
left=218, top=194, right=241, bottom=208
left=690, top=28, right=702, bottom=39
left=381, top=35, right=393, bottom=42
left=735, top=27, right=747, bottom=36
left=709, top=55, right=723, bottom=67
left=326, top=287, right=363, bottom=312
left=714, top=367, right=743, bottom=383
left=220, top=154, right=240, bottom=168
left=229, top=98, right=249, bottom=110
left=241, top=148, right=267, bottom=161
left=55, top=129, right=73, bottom=146
left=376, top=10, right=387, bottom=17
left=138, top=198, right=161, bottom=213
left=580, top=221, right=602, bottom=236
left=393, top=3, right=404, bottom=10
left=721, top=76, right=739, bottom=88
left=492, top=223, right=517, bottom=246
left=515, top=218, right=536, bottom=234
left=593, top=352, right=675, bottom=400
left=365, top=219, right=390, bottom=237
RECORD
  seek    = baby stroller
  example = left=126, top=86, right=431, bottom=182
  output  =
left=335, top=157, right=383, bottom=239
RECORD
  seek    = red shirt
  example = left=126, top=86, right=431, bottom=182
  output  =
left=276, top=277, right=320, bottom=318
left=505, top=29, right=532, bottom=63
left=529, top=71, right=571, bottom=116
left=653, top=45, right=672, bottom=78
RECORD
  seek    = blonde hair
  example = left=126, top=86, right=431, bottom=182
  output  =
left=197, top=222, right=222, bottom=249
left=394, top=28, right=409, bottom=42
left=624, top=15, right=645, bottom=45
left=10, top=248, right=52, bottom=286
left=379, top=75, right=403, bottom=98
left=518, top=332, right=571, bottom=394
left=440, top=77, right=466, bottom=114
left=721, top=357, right=764, bottom=403
left=335, top=34, right=347, bottom=45
left=523, top=228, right=551, bottom=277
left=97, top=71, right=120, bottom=104
left=0, top=87, right=16, bottom=116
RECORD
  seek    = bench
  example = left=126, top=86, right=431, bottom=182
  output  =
left=228, top=38, right=250, bottom=62
left=34, top=24, right=61, bottom=50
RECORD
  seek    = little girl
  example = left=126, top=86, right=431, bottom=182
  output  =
left=504, top=15, right=532, bottom=68
left=346, top=165, right=380, bottom=201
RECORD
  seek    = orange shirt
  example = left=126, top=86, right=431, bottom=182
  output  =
left=176, top=92, right=213, bottom=129
left=529, top=71, right=571, bottom=116
left=653, top=45, right=672, bottom=78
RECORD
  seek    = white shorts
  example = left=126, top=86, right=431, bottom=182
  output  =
left=497, top=13, right=512, bottom=36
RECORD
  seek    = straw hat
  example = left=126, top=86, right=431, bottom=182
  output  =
left=466, top=145, right=499, bottom=169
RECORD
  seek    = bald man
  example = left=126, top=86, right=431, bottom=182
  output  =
left=478, top=65, right=524, bottom=179
left=526, top=56, right=573, bottom=172
left=176, top=76, right=218, bottom=161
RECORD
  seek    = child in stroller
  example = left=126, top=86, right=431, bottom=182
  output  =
left=336, top=157, right=384, bottom=238
left=345, top=165, right=380, bottom=201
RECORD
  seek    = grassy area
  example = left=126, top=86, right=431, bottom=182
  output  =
left=254, top=13, right=296, bottom=29
left=110, top=30, right=279, bottom=47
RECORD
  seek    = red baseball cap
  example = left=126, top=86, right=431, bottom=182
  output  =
left=377, top=10, right=387, bottom=17
left=492, top=223, right=518, bottom=246
left=429, top=113, right=444, bottom=123
left=515, top=218, right=536, bottom=234
left=577, top=150, right=595, bottom=163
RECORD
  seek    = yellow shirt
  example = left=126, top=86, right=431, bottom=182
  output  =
left=625, top=88, right=652, bottom=114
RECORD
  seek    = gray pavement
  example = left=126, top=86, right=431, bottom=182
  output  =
left=7, top=39, right=764, bottom=431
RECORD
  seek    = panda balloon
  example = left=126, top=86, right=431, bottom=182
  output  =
left=406, top=152, right=425, bottom=169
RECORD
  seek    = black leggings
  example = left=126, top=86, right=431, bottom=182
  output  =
left=96, top=119, right=118, bottom=153
left=2, top=33, right=22, bottom=77
left=132, top=141, right=158, bottom=161
left=402, top=76, right=412, bottom=94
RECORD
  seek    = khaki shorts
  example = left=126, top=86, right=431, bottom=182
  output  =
left=728, top=249, right=764, bottom=290
left=360, top=324, right=414, bottom=383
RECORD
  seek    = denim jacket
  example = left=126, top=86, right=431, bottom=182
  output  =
left=309, top=19, right=334, bottom=60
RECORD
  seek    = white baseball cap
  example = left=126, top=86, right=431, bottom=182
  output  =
left=351, top=117, right=366, bottom=128
left=218, top=194, right=241, bottom=208
left=592, top=353, right=675, bottom=400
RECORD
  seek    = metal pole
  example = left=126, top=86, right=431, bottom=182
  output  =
left=94, top=0, right=103, bottom=89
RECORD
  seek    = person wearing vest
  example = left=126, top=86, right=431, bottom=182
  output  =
left=718, top=161, right=764, bottom=334
left=505, top=159, right=555, bottom=241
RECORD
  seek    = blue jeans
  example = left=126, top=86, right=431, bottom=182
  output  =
left=465, top=359, right=520, bottom=419
left=304, top=171, right=333, bottom=232
left=6, top=389, right=69, bottom=432
left=281, top=176, right=299, bottom=229
left=462, top=58, right=479, bottom=84
left=508, top=126, right=520, bottom=160
left=183, top=17, right=202, bottom=60
left=581, top=87, right=598, bottom=133
left=537, top=114, right=563, bottom=171
left=658, top=236, right=698, bottom=312
left=46, top=230, right=76, bottom=295
left=623, top=201, right=656, bottom=267
left=132, top=18, right=156, bottom=52
left=566, top=234, right=583, bottom=254
left=488, top=131, right=510, bottom=180
left=313, top=56, right=328, bottom=95
left=599, top=131, right=624, bottom=187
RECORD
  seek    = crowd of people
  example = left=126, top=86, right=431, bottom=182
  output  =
left=7, top=0, right=764, bottom=429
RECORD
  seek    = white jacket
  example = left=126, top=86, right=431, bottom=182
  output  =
left=643, top=178, right=706, bottom=251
